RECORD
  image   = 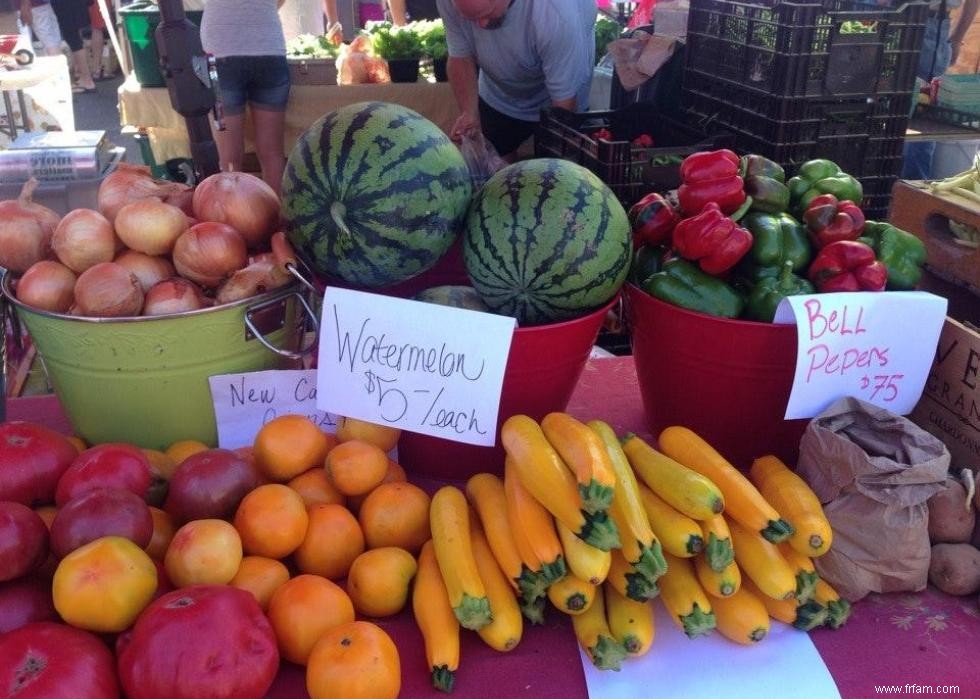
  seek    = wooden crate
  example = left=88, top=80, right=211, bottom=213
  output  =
left=287, top=58, right=337, bottom=86
left=889, top=179, right=980, bottom=293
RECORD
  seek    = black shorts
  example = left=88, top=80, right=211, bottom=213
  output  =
left=478, top=98, right=537, bottom=158
left=406, top=0, right=439, bottom=20
left=51, top=0, right=90, bottom=51
left=215, top=55, right=290, bottom=115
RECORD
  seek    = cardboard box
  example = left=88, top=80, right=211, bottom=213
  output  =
left=910, top=317, right=980, bottom=470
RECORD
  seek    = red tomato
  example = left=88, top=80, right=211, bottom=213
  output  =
left=0, top=621, right=120, bottom=699
left=55, top=444, right=152, bottom=506
left=0, top=502, right=49, bottom=581
left=117, top=585, right=279, bottom=699
left=0, top=575, right=57, bottom=633
left=0, top=421, right=78, bottom=506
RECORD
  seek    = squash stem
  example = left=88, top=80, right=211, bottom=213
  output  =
left=329, top=201, right=354, bottom=245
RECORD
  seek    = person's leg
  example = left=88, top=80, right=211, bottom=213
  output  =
left=247, top=56, right=290, bottom=195
left=215, top=112, right=246, bottom=172
left=388, top=0, right=408, bottom=25
left=50, top=0, right=94, bottom=89
left=903, top=14, right=952, bottom=179
left=213, top=56, right=248, bottom=173
left=28, top=4, right=64, bottom=57
left=90, top=30, right=105, bottom=77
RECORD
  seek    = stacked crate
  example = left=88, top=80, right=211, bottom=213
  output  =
left=680, top=0, right=929, bottom=218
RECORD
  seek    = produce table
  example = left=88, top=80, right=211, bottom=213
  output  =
left=116, top=74, right=458, bottom=163
left=9, top=356, right=980, bottom=698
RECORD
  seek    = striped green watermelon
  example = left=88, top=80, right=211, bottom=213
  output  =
left=462, top=158, right=631, bottom=326
left=281, top=101, right=472, bottom=288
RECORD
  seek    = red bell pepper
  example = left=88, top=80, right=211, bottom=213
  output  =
left=591, top=128, right=614, bottom=141
left=677, top=149, right=746, bottom=216
left=672, top=202, right=753, bottom=275
left=808, top=240, right=887, bottom=293
left=631, top=133, right=655, bottom=147
left=628, top=192, right=679, bottom=248
left=803, top=193, right=866, bottom=248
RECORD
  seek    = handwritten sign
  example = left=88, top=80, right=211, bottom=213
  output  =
left=774, top=291, right=947, bottom=419
left=208, top=369, right=338, bottom=449
left=316, top=287, right=516, bottom=446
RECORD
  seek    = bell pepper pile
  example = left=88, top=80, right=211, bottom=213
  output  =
left=629, top=154, right=929, bottom=322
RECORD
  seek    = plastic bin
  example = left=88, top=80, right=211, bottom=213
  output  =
left=534, top=102, right=727, bottom=207
left=120, top=1, right=204, bottom=88
left=0, top=148, right=125, bottom=216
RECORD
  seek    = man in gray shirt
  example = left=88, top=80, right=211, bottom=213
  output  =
left=437, top=0, right=596, bottom=159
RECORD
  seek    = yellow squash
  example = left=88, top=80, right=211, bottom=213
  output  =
left=814, top=579, right=851, bottom=629
left=700, top=513, right=735, bottom=573
left=412, top=540, right=459, bottom=693
left=503, top=458, right=566, bottom=585
left=778, top=542, right=819, bottom=603
left=571, top=580, right=628, bottom=671
left=711, top=585, right=770, bottom=645
left=658, top=552, right=716, bottom=639
left=606, top=547, right=660, bottom=603
left=604, top=583, right=655, bottom=656
left=557, top=520, right=610, bottom=585
left=546, top=574, right=597, bottom=616
left=694, top=555, right=741, bottom=598
left=470, top=524, right=523, bottom=652
left=541, top=412, right=616, bottom=514
left=743, top=577, right=827, bottom=631
left=750, top=455, right=833, bottom=557
left=638, top=484, right=704, bottom=558
left=727, top=517, right=797, bottom=601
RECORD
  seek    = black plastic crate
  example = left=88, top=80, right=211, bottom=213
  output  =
left=859, top=174, right=899, bottom=221
left=684, top=0, right=928, bottom=99
left=534, top=102, right=728, bottom=207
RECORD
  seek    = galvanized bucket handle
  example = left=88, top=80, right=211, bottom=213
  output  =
left=244, top=290, right=318, bottom=360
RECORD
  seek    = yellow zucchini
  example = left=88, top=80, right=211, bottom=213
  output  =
left=638, top=484, right=704, bottom=558
left=694, top=555, right=741, bottom=598
left=711, top=585, right=770, bottom=645
left=658, top=552, right=716, bottom=639
left=466, top=472, right=548, bottom=603
left=413, top=540, right=460, bottom=693
left=541, top=412, right=616, bottom=514
left=547, top=574, right=596, bottom=616
left=607, top=547, right=660, bottom=603
left=502, top=415, right=620, bottom=551
left=571, top=580, right=628, bottom=671
left=658, top=426, right=793, bottom=542
left=727, top=517, right=797, bottom=601
left=700, top=514, right=735, bottom=573
left=588, top=420, right=667, bottom=586
left=622, top=432, right=724, bottom=520
left=814, top=579, right=851, bottom=629
left=470, top=524, right=523, bottom=652
left=430, top=486, right=492, bottom=630
left=750, top=455, right=833, bottom=557
left=557, top=520, right=610, bottom=585
left=778, top=543, right=819, bottom=603
left=503, top=458, right=566, bottom=585
left=743, top=576, right=827, bottom=631
left=604, top=584, right=655, bottom=656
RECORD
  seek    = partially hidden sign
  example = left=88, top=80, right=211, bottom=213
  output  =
left=774, top=291, right=948, bottom=419
left=316, top=287, right=517, bottom=446
left=208, top=369, right=338, bottom=449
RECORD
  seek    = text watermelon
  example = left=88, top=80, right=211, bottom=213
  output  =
left=281, top=101, right=472, bottom=288
left=463, top=158, right=631, bottom=325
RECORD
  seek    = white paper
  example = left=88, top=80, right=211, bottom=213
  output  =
left=773, top=292, right=948, bottom=420
left=316, top=288, right=516, bottom=446
left=580, top=602, right=841, bottom=699
left=208, top=369, right=338, bottom=449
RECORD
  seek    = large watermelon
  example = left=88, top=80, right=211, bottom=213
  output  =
left=281, top=101, right=472, bottom=288
left=463, top=158, right=631, bottom=326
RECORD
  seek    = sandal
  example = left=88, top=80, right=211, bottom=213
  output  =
left=94, top=71, right=117, bottom=82
left=72, top=84, right=97, bottom=94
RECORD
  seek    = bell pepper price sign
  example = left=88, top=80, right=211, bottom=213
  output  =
left=774, top=291, right=948, bottom=419
left=208, top=369, right=339, bottom=449
left=316, top=287, right=516, bottom=446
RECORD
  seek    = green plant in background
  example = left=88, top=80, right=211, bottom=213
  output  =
left=370, top=22, right=424, bottom=60
left=286, top=33, right=340, bottom=59
left=416, top=20, right=447, bottom=61
left=595, top=16, right=622, bottom=65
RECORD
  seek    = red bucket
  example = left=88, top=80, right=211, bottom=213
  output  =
left=626, top=283, right=808, bottom=471
left=397, top=297, right=617, bottom=481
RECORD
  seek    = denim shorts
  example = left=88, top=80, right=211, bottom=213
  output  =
left=215, top=55, right=290, bottom=115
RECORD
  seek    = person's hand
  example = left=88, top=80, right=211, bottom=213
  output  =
left=19, top=5, right=32, bottom=26
left=450, top=111, right=480, bottom=143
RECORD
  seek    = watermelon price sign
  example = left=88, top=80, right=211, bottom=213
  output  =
left=316, top=288, right=516, bottom=446
left=774, top=292, right=947, bottom=419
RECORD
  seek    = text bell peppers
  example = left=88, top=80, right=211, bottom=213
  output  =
left=741, top=211, right=812, bottom=276
left=803, top=194, right=865, bottom=248
left=807, top=240, right=887, bottom=293
left=672, top=202, right=754, bottom=275
left=643, top=257, right=744, bottom=318
left=628, top=192, right=679, bottom=248
left=787, top=159, right=863, bottom=214
left=857, top=221, right=927, bottom=290
left=677, top=149, right=746, bottom=216
left=741, top=154, right=790, bottom=214
left=744, top=260, right=816, bottom=322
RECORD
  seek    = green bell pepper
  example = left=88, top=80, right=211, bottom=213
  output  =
left=740, top=212, right=812, bottom=280
left=643, top=257, right=744, bottom=319
left=857, top=221, right=927, bottom=290
left=630, top=244, right=667, bottom=286
left=741, top=155, right=790, bottom=214
left=787, top=159, right=863, bottom=214
left=744, top=260, right=816, bottom=323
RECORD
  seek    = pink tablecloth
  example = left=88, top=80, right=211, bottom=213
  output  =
left=9, top=356, right=980, bottom=699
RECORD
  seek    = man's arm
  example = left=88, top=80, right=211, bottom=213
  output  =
left=447, top=55, right=480, bottom=139
left=551, top=96, right=576, bottom=111
left=19, top=0, right=31, bottom=27
left=950, top=0, right=979, bottom=64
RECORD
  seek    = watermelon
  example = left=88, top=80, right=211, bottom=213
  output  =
left=281, top=101, right=472, bottom=288
left=462, top=158, right=631, bottom=326
left=413, top=285, right=490, bottom=312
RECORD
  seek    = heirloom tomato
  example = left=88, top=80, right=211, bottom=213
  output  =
left=55, top=443, right=152, bottom=506
left=0, top=421, right=78, bottom=506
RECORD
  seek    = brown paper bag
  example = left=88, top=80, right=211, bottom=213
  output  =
left=796, top=397, right=950, bottom=602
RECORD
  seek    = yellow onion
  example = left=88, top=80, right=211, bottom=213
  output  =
left=97, top=162, right=182, bottom=223
left=16, top=260, right=77, bottom=313
left=74, top=262, right=144, bottom=317
left=114, top=199, right=189, bottom=256
left=142, top=278, right=208, bottom=316
left=0, top=179, right=61, bottom=273
left=172, top=222, right=248, bottom=289
left=51, top=208, right=118, bottom=273
left=192, top=171, right=280, bottom=248
left=114, top=250, right=177, bottom=293
left=215, top=258, right=286, bottom=305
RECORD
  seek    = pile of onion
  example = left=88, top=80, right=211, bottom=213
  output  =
left=73, top=262, right=144, bottom=317
left=97, top=163, right=188, bottom=223
left=0, top=179, right=62, bottom=273
left=51, top=209, right=117, bottom=273
left=192, top=171, right=280, bottom=248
